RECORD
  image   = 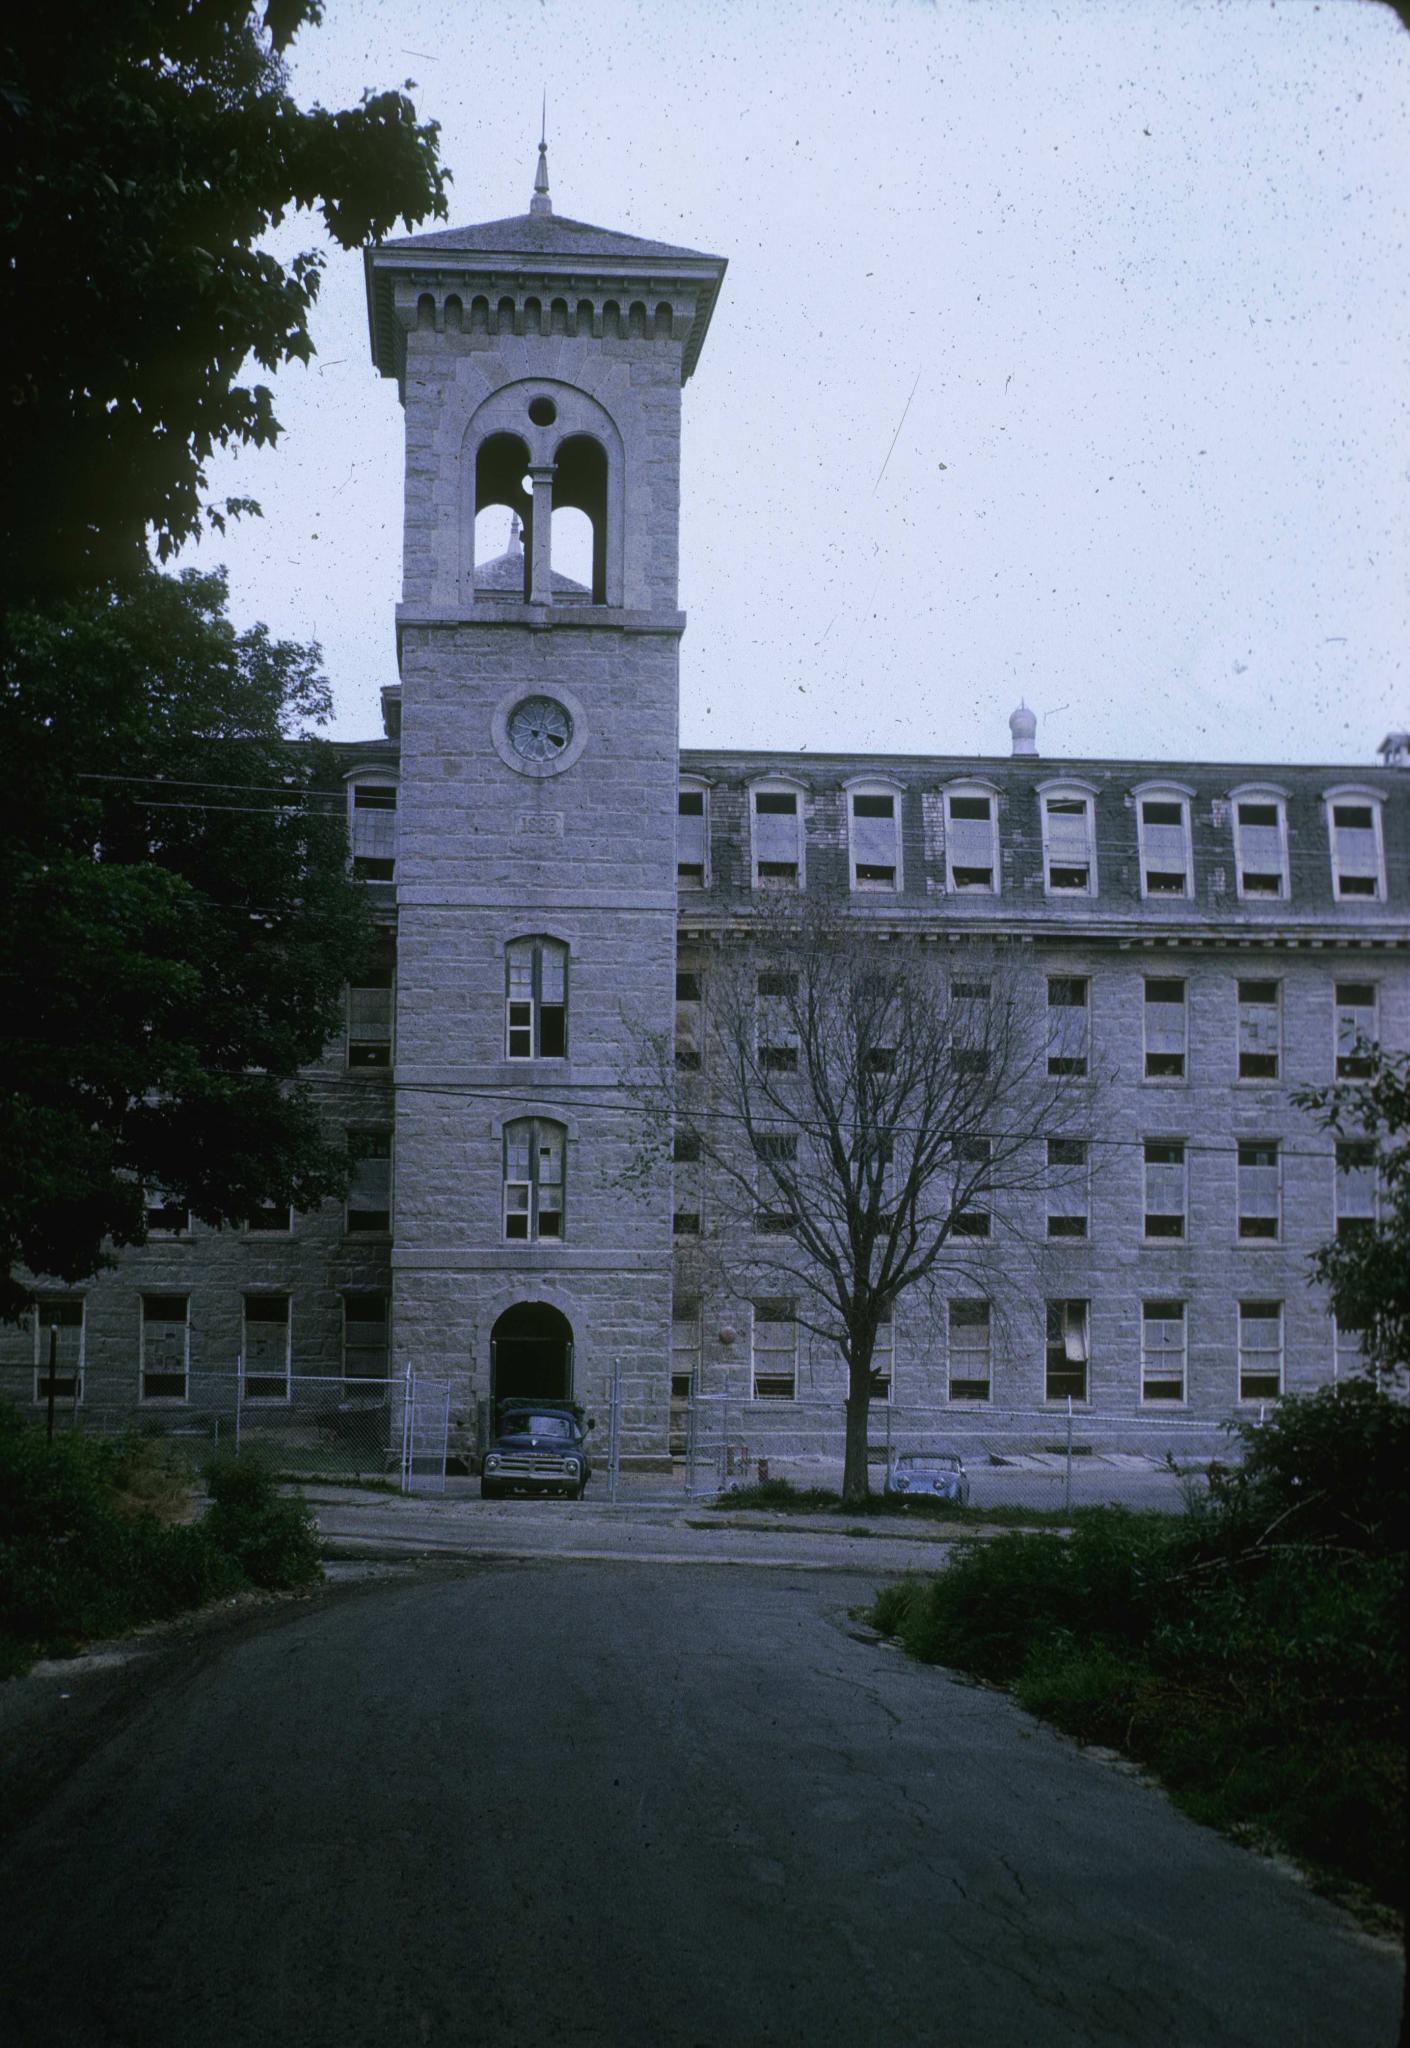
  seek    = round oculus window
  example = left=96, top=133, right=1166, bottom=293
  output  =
left=507, top=694, right=574, bottom=763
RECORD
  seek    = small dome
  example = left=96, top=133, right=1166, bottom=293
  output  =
left=475, top=516, right=589, bottom=597
left=1008, top=702, right=1038, bottom=756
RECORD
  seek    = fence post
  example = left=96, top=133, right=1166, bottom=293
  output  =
left=401, top=1361, right=413, bottom=1492
left=607, top=1356, right=622, bottom=1504
left=234, top=1353, right=243, bottom=1453
left=45, top=1323, right=58, bottom=1442
left=1064, top=1395, right=1074, bottom=1516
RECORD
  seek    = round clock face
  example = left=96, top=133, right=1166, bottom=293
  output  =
left=507, top=695, right=574, bottom=763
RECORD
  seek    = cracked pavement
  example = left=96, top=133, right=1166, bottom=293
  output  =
left=0, top=1561, right=1397, bottom=2046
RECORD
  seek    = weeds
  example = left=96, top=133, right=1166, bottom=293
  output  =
left=712, top=1474, right=1073, bottom=1530
left=868, top=1386, right=1408, bottom=1913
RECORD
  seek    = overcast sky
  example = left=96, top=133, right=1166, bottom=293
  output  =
left=176, top=0, right=1410, bottom=767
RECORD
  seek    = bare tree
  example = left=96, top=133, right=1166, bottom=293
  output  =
left=642, top=900, right=1085, bottom=1505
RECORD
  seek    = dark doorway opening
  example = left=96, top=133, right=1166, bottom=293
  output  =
left=491, top=1302, right=573, bottom=1402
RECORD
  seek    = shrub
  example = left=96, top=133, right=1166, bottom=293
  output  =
left=202, top=1454, right=323, bottom=1589
left=1213, top=1379, right=1410, bottom=1554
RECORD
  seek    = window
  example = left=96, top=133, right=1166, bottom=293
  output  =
left=944, top=787, right=999, bottom=893
left=349, top=780, right=397, bottom=881
left=503, top=1118, right=565, bottom=1241
left=1047, top=977, right=1089, bottom=1077
left=676, top=969, right=703, bottom=1071
left=34, top=1299, right=83, bottom=1403
left=869, top=1314, right=894, bottom=1402
left=952, top=977, right=992, bottom=1077
left=1325, top=790, right=1386, bottom=900
left=756, top=971, right=799, bottom=1073
left=246, top=1200, right=292, bottom=1234
left=1143, top=1139, right=1187, bottom=1239
left=1143, top=978, right=1187, bottom=1079
left=952, top=1136, right=992, bottom=1238
left=242, top=1295, right=291, bottom=1401
left=1236, top=980, right=1281, bottom=1080
left=1238, top=1300, right=1282, bottom=1400
left=347, top=1129, right=392, bottom=1234
left=948, top=1300, right=992, bottom=1402
left=1039, top=787, right=1097, bottom=895
left=1137, top=789, right=1193, bottom=897
left=754, top=1131, right=798, bottom=1233
left=1332, top=1314, right=1364, bottom=1381
left=673, top=1131, right=701, bottom=1236
left=343, top=1293, right=389, bottom=1390
left=672, top=1297, right=702, bottom=1399
left=145, top=1192, right=189, bottom=1235
left=1335, top=1141, right=1377, bottom=1238
left=1335, top=982, right=1378, bottom=1078
left=847, top=785, right=901, bottom=891
left=1231, top=791, right=1288, bottom=899
left=752, top=1299, right=797, bottom=1400
left=506, top=937, right=568, bottom=1059
left=1046, top=1138, right=1089, bottom=1238
left=1045, top=1299, right=1089, bottom=1401
left=1141, top=1301, right=1186, bottom=1403
left=677, top=783, right=709, bottom=887
left=348, top=959, right=393, bottom=1069
left=141, top=1294, right=189, bottom=1401
left=751, top=783, right=804, bottom=889
left=1237, top=1141, right=1280, bottom=1241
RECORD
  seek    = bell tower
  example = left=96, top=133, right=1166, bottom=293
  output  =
left=365, top=147, right=726, bottom=1461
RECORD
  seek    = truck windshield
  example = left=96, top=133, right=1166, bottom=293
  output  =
left=501, top=1413, right=575, bottom=1439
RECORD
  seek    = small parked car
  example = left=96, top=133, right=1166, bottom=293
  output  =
left=883, top=1450, right=971, bottom=1506
left=481, top=1400, right=594, bottom=1500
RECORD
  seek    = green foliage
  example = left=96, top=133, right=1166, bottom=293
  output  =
left=203, top=1452, right=323, bottom=1589
left=713, top=1474, right=1071, bottom=1528
left=0, top=1404, right=323, bottom=1675
left=869, top=1389, right=1408, bottom=1910
left=1295, top=1047, right=1410, bottom=1380
left=0, top=568, right=375, bottom=1315
left=0, top=2, right=448, bottom=595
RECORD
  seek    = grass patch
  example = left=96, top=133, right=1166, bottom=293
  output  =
left=0, top=1403, right=324, bottom=1677
left=711, top=1475, right=1074, bottom=1529
left=868, top=1383, right=1409, bottom=1915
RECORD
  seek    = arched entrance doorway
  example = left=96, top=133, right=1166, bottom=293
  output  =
left=491, top=1302, right=573, bottom=1403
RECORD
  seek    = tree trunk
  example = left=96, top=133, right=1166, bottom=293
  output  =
left=841, top=1381, right=871, bottom=1506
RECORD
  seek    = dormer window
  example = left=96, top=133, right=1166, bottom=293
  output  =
left=1038, top=783, right=1098, bottom=896
left=1230, top=787, right=1289, bottom=900
left=1135, top=786, right=1193, bottom=898
left=751, top=781, right=805, bottom=890
left=1324, top=788, right=1386, bottom=901
left=348, top=778, right=397, bottom=882
left=677, top=781, right=710, bottom=888
left=943, top=785, right=1000, bottom=894
left=847, top=782, right=902, bottom=892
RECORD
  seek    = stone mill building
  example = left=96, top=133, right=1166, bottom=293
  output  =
left=4, top=151, right=1407, bottom=1470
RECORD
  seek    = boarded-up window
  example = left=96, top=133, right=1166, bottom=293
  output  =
left=949, top=1299, right=991, bottom=1402
left=677, top=785, right=709, bottom=887
left=1233, top=799, right=1287, bottom=897
left=141, top=1295, right=189, bottom=1401
left=1237, top=1140, right=1280, bottom=1240
left=1238, top=1301, right=1282, bottom=1400
left=347, top=1129, right=392, bottom=1233
left=1141, top=1301, right=1186, bottom=1403
left=1328, top=800, right=1383, bottom=899
left=849, top=789, right=900, bottom=890
left=1143, top=1139, right=1186, bottom=1239
left=34, top=1299, right=84, bottom=1402
left=344, top=1293, right=389, bottom=1389
left=1143, top=978, right=1187, bottom=1078
left=752, top=787, right=803, bottom=888
left=1236, top=981, right=1280, bottom=1080
left=1047, top=977, right=1089, bottom=1076
left=243, top=1295, right=291, bottom=1400
left=348, top=959, right=393, bottom=1068
left=1335, top=982, right=1377, bottom=1078
left=1042, top=793, right=1096, bottom=893
left=350, top=782, right=397, bottom=881
left=1045, top=1299, right=1089, bottom=1402
left=944, top=790, right=998, bottom=893
left=752, top=1299, right=796, bottom=1400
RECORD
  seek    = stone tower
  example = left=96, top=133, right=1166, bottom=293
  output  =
left=364, top=145, right=726, bottom=1461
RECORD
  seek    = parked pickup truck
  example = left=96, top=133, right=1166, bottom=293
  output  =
left=481, top=1400, right=594, bottom=1500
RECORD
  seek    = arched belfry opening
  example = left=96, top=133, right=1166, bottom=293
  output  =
left=475, top=432, right=532, bottom=601
left=552, top=434, right=609, bottom=604
left=491, top=1302, right=573, bottom=1403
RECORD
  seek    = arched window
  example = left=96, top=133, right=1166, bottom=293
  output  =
left=1229, top=785, right=1290, bottom=900
left=750, top=778, right=807, bottom=890
left=942, top=782, right=1000, bottom=894
left=1037, top=780, right=1098, bottom=896
left=1134, top=782, right=1194, bottom=898
left=505, top=938, right=568, bottom=1059
left=553, top=434, right=608, bottom=603
left=1323, top=786, right=1387, bottom=901
left=846, top=779, right=903, bottom=891
left=474, top=432, right=532, bottom=600
left=503, top=1119, right=565, bottom=1241
left=677, top=778, right=710, bottom=888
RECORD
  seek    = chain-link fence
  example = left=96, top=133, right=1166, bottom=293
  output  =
left=685, top=1394, right=1255, bottom=1512
left=42, top=1374, right=407, bottom=1487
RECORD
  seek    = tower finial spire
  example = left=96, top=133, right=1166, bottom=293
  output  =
left=530, top=97, right=552, bottom=216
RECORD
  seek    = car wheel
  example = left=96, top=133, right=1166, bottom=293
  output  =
left=481, top=1479, right=502, bottom=1501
